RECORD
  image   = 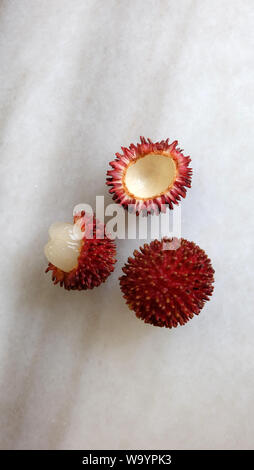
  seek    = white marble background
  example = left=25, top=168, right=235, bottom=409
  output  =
left=0, top=0, right=254, bottom=450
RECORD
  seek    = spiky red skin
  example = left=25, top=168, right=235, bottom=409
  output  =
left=120, top=238, right=215, bottom=328
left=107, top=137, right=192, bottom=215
left=45, top=212, right=116, bottom=290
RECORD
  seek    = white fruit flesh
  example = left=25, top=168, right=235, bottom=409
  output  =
left=124, top=153, right=176, bottom=199
left=44, top=222, right=83, bottom=272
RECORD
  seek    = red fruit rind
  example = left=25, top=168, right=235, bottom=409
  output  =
left=45, top=212, right=116, bottom=290
left=107, top=137, right=192, bottom=215
left=119, top=238, right=215, bottom=328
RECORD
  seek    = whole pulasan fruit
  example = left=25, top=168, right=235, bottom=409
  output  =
left=119, top=238, right=215, bottom=328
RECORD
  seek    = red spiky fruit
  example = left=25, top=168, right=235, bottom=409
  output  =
left=45, top=212, right=116, bottom=290
left=107, top=137, right=192, bottom=215
left=120, top=238, right=215, bottom=328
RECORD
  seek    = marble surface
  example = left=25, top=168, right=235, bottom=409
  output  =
left=0, top=0, right=254, bottom=450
